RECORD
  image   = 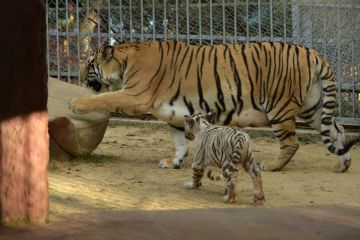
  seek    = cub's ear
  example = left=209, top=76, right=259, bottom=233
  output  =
left=205, top=110, right=216, bottom=124
left=100, top=45, right=114, bottom=63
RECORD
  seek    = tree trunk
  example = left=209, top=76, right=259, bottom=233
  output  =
left=0, top=0, right=49, bottom=224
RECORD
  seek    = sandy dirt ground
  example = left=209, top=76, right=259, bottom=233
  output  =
left=48, top=123, right=360, bottom=219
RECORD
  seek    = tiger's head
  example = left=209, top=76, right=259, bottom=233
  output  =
left=184, top=111, right=215, bottom=140
left=81, top=45, right=124, bottom=92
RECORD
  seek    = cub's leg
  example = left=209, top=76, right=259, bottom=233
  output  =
left=184, top=163, right=204, bottom=189
left=159, top=126, right=188, bottom=169
left=260, top=115, right=299, bottom=171
left=69, top=90, right=152, bottom=115
left=244, top=152, right=265, bottom=204
left=222, top=162, right=238, bottom=203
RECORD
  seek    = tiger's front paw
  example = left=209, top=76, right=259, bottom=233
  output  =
left=159, top=158, right=174, bottom=169
left=69, top=97, right=91, bottom=114
left=259, top=160, right=283, bottom=172
left=159, top=158, right=184, bottom=169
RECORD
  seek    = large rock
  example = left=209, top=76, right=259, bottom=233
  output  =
left=48, top=77, right=109, bottom=161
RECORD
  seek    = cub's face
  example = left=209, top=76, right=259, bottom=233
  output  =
left=82, top=46, right=116, bottom=92
left=184, top=111, right=215, bottom=140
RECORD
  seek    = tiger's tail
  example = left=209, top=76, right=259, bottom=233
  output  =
left=318, top=56, right=358, bottom=156
left=206, top=170, right=223, bottom=181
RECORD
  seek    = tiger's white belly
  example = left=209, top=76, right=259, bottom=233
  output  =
left=235, top=109, right=271, bottom=128
left=151, top=102, right=270, bottom=128
left=150, top=102, right=190, bottom=127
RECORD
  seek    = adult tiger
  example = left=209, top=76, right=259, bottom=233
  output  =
left=70, top=40, right=357, bottom=172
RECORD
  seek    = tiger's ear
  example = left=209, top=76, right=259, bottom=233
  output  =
left=100, top=45, right=114, bottom=63
left=205, top=111, right=215, bottom=124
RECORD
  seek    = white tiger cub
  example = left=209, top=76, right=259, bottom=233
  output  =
left=183, top=112, right=265, bottom=204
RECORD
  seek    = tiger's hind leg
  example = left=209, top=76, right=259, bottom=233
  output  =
left=159, top=126, right=188, bottom=169
left=260, top=115, right=300, bottom=171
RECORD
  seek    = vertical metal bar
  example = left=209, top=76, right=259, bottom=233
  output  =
left=163, top=0, right=167, bottom=41
left=283, top=0, right=287, bottom=43
left=152, top=0, right=156, bottom=40
left=258, top=0, right=261, bottom=41
left=234, top=0, right=237, bottom=43
left=108, top=0, right=111, bottom=44
left=222, top=0, right=226, bottom=44
left=129, top=0, right=133, bottom=42
left=141, top=0, right=144, bottom=41
left=210, top=0, right=213, bottom=45
left=351, top=0, right=355, bottom=117
left=309, top=5, right=312, bottom=47
left=66, top=0, right=70, bottom=82
left=96, top=1, right=100, bottom=48
left=56, top=0, right=60, bottom=79
left=246, top=0, right=249, bottom=42
left=336, top=3, right=342, bottom=117
left=176, top=0, right=179, bottom=40
left=186, top=0, right=190, bottom=44
left=86, top=0, right=90, bottom=56
left=294, top=0, right=300, bottom=44
left=76, top=0, right=81, bottom=85
left=323, top=7, right=327, bottom=59
left=119, top=0, right=123, bottom=42
left=198, top=0, right=202, bottom=44
left=270, top=0, right=273, bottom=42
left=46, top=0, right=50, bottom=77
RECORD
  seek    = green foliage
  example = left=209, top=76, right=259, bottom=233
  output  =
left=335, top=93, right=360, bottom=118
left=72, top=153, right=117, bottom=164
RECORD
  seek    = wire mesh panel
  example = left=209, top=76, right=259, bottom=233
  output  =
left=46, top=0, right=359, bottom=123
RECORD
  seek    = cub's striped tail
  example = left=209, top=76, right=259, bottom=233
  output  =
left=207, top=170, right=223, bottom=181
left=318, top=56, right=357, bottom=158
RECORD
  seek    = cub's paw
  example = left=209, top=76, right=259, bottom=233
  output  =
left=184, top=181, right=201, bottom=189
left=223, top=194, right=236, bottom=203
left=253, top=192, right=265, bottom=205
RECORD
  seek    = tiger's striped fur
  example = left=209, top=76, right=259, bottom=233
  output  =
left=70, top=40, right=357, bottom=172
left=183, top=113, right=265, bottom=204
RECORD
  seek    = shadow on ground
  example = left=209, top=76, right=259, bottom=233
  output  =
left=1, top=205, right=359, bottom=240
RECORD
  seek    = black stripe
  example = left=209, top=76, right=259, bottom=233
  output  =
left=223, top=109, right=235, bottom=125
left=228, top=48, right=243, bottom=115
left=183, top=96, right=195, bottom=115
left=169, top=80, right=181, bottom=106
left=197, top=47, right=210, bottom=112
left=131, top=41, right=164, bottom=96
left=178, top=46, right=190, bottom=71
left=241, top=44, right=260, bottom=110
left=214, top=48, right=226, bottom=112
left=169, top=40, right=178, bottom=70
left=185, top=48, right=195, bottom=79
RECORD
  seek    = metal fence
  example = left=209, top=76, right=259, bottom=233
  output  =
left=46, top=0, right=360, bottom=124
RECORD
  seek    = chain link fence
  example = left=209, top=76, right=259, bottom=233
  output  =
left=46, top=0, right=360, bottom=124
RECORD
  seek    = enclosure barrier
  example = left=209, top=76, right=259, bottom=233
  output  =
left=46, top=0, right=359, bottom=125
